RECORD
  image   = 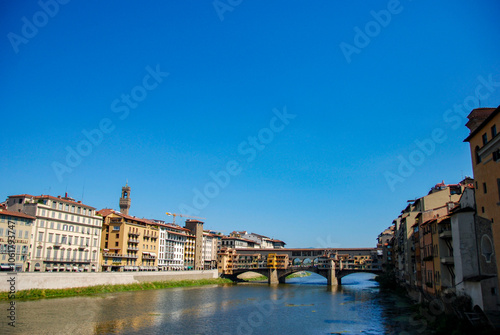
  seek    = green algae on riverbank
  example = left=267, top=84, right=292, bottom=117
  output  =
left=0, top=278, right=232, bottom=301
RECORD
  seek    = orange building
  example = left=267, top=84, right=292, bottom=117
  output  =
left=98, top=209, right=159, bottom=271
left=465, top=106, right=500, bottom=289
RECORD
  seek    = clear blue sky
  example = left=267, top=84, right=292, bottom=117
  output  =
left=1, top=1, right=499, bottom=248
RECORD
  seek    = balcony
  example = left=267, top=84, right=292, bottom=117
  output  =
left=441, top=256, right=454, bottom=265
left=128, top=231, right=140, bottom=237
left=103, top=252, right=122, bottom=258
left=129, top=239, right=140, bottom=244
left=439, top=230, right=452, bottom=239
left=53, top=243, right=61, bottom=248
left=127, top=246, right=139, bottom=251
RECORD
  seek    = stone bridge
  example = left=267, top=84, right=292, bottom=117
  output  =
left=224, top=265, right=381, bottom=286
left=219, top=247, right=382, bottom=286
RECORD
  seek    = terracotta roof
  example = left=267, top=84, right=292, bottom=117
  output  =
left=464, top=106, right=500, bottom=142
left=0, top=209, right=36, bottom=220
left=222, top=236, right=258, bottom=244
left=167, top=230, right=188, bottom=237
left=28, top=194, right=96, bottom=209
left=97, top=209, right=158, bottom=226
left=234, top=247, right=376, bottom=252
left=8, top=194, right=35, bottom=198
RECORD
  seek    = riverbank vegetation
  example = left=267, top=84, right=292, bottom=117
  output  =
left=0, top=278, right=232, bottom=301
left=244, top=271, right=312, bottom=282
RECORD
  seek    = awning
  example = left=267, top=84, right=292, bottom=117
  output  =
left=149, top=253, right=156, bottom=257
left=142, top=252, right=150, bottom=255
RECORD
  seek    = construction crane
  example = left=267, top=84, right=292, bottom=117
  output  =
left=165, top=212, right=206, bottom=225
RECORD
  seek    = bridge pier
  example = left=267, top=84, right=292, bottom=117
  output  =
left=268, top=269, right=279, bottom=285
left=327, top=260, right=340, bottom=286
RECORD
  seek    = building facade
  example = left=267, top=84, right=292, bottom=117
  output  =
left=0, top=207, right=35, bottom=271
left=99, top=209, right=159, bottom=271
left=7, top=194, right=103, bottom=272
left=158, top=223, right=187, bottom=271
left=465, top=106, right=500, bottom=290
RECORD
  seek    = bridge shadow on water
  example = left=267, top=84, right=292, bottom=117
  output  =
left=283, top=271, right=381, bottom=290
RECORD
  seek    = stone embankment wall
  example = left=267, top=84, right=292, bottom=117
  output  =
left=0, top=270, right=218, bottom=291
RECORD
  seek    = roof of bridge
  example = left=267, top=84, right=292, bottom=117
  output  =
left=234, top=247, right=376, bottom=252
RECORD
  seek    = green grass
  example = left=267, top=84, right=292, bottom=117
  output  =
left=0, top=278, right=233, bottom=301
left=244, top=271, right=312, bottom=281
left=287, top=271, right=312, bottom=279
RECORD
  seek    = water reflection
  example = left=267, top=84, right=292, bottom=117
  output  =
left=1, top=273, right=418, bottom=335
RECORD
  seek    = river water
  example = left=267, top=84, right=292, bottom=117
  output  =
left=2, top=273, right=422, bottom=334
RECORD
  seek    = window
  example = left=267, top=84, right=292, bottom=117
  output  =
left=55, top=234, right=60, bottom=243
left=476, top=146, right=481, bottom=164
left=38, top=232, right=44, bottom=241
left=47, top=249, right=51, bottom=259
left=62, top=235, right=67, bottom=244
left=0, top=229, right=3, bottom=236
left=483, top=133, right=488, bottom=145
left=48, top=233, right=53, bottom=243
left=52, top=201, right=56, bottom=209
left=63, top=225, right=68, bottom=231
left=36, top=248, right=41, bottom=258
left=115, top=241, right=119, bottom=247
left=498, top=179, right=500, bottom=201
left=58, top=203, right=62, bottom=210
left=68, top=236, right=72, bottom=245
left=24, top=231, right=28, bottom=239
left=492, top=125, right=497, bottom=138
left=40, top=220, right=44, bottom=228
left=69, top=225, right=74, bottom=232
left=65, top=204, right=69, bottom=211
left=484, top=183, right=488, bottom=194
left=116, top=234, right=119, bottom=238
left=71, top=206, right=75, bottom=213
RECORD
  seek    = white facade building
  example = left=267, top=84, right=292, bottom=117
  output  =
left=158, top=223, right=187, bottom=270
left=7, top=194, right=103, bottom=272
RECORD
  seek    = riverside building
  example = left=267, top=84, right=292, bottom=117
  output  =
left=157, top=222, right=188, bottom=271
left=0, top=206, right=35, bottom=271
left=6, top=194, right=103, bottom=272
left=465, top=106, right=500, bottom=290
left=98, top=209, right=159, bottom=271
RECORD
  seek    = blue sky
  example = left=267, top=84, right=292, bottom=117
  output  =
left=1, top=1, right=500, bottom=247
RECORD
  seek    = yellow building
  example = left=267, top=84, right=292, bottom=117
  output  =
left=465, top=106, right=500, bottom=288
left=98, top=209, right=159, bottom=271
left=184, top=233, right=196, bottom=270
left=0, top=207, right=35, bottom=272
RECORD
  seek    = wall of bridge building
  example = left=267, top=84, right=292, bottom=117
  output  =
left=233, top=249, right=380, bottom=271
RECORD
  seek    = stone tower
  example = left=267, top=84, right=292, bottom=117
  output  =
left=119, top=183, right=131, bottom=215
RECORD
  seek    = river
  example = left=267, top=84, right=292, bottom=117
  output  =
left=2, top=273, right=422, bottom=334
